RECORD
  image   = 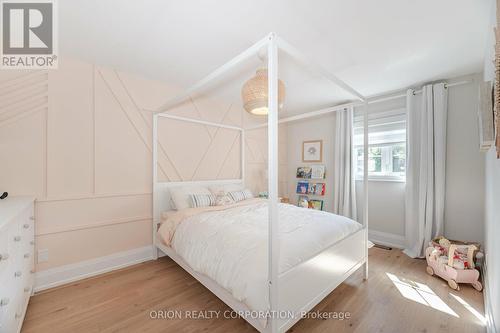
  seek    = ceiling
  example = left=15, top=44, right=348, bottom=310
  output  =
left=60, top=0, right=492, bottom=114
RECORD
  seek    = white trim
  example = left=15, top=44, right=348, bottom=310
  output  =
left=34, top=246, right=154, bottom=292
left=368, top=230, right=406, bottom=249
left=267, top=34, right=279, bottom=333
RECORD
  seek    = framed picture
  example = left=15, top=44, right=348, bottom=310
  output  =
left=297, top=195, right=309, bottom=208
left=296, top=181, right=309, bottom=194
left=311, top=165, right=325, bottom=179
left=296, top=166, right=312, bottom=179
left=308, top=199, right=323, bottom=210
left=308, top=183, right=325, bottom=196
left=302, top=140, right=323, bottom=162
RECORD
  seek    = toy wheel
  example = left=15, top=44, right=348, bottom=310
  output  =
left=472, top=281, right=483, bottom=291
left=448, top=279, right=459, bottom=290
left=426, top=266, right=434, bottom=276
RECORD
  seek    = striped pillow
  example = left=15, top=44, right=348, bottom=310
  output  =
left=227, top=189, right=253, bottom=202
left=189, top=193, right=216, bottom=208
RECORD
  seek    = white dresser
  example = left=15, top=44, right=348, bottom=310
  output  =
left=0, top=197, right=35, bottom=333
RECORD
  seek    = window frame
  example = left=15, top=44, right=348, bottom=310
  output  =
left=354, top=141, right=406, bottom=183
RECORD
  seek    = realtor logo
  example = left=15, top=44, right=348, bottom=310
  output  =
left=1, top=0, right=57, bottom=69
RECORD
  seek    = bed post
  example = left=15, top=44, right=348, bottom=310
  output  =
left=152, top=113, right=159, bottom=260
left=363, top=101, right=369, bottom=280
left=267, top=32, right=280, bottom=333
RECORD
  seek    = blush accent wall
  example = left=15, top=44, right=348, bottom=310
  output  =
left=0, top=57, right=274, bottom=274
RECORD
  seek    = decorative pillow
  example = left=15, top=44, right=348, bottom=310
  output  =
left=169, top=186, right=211, bottom=210
left=227, top=189, right=253, bottom=202
left=209, top=184, right=244, bottom=196
left=215, top=193, right=235, bottom=206
left=189, top=193, right=216, bottom=208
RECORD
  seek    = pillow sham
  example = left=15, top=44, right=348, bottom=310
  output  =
left=215, top=193, right=235, bottom=206
left=227, top=189, right=253, bottom=202
left=169, top=186, right=211, bottom=210
left=209, top=183, right=244, bottom=196
left=190, top=193, right=217, bottom=208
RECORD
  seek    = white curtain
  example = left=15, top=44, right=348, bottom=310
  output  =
left=404, top=83, right=448, bottom=258
left=333, top=106, right=357, bottom=220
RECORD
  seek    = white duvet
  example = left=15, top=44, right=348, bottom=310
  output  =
left=159, top=199, right=361, bottom=321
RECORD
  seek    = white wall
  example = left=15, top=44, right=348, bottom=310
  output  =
left=444, top=75, right=485, bottom=243
left=483, top=1, right=499, bottom=331
left=287, top=113, right=335, bottom=213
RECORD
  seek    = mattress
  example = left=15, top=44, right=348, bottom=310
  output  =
left=157, top=199, right=362, bottom=322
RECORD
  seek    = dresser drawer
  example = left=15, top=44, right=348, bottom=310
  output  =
left=0, top=282, right=19, bottom=333
left=0, top=227, right=8, bottom=276
left=0, top=197, right=34, bottom=333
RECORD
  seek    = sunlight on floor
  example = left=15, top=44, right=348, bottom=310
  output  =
left=450, top=293, right=486, bottom=325
left=386, top=272, right=459, bottom=317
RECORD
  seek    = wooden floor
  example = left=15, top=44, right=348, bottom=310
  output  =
left=22, top=248, right=486, bottom=333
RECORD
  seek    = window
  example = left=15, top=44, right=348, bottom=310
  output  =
left=354, top=108, right=406, bottom=181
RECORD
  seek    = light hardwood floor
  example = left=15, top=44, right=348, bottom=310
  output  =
left=22, top=248, right=486, bottom=333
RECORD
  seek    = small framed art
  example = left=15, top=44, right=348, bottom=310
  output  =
left=302, top=140, right=322, bottom=162
left=308, top=199, right=323, bottom=210
left=296, top=181, right=309, bottom=194
left=296, top=166, right=312, bottom=179
left=308, top=183, right=325, bottom=196
left=297, top=195, right=309, bottom=208
left=311, top=165, right=325, bottom=179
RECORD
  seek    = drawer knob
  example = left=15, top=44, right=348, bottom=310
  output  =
left=14, top=236, right=21, bottom=242
left=24, top=253, right=30, bottom=258
left=0, top=253, right=9, bottom=260
left=30, top=216, right=35, bottom=220
left=24, top=287, right=30, bottom=293
left=23, top=224, right=30, bottom=229
left=14, top=271, right=22, bottom=277
left=0, top=298, right=9, bottom=306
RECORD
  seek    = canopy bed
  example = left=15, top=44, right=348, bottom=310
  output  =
left=151, top=33, right=370, bottom=333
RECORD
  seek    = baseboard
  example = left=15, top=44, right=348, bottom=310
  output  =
left=368, top=230, right=406, bottom=249
left=34, top=245, right=155, bottom=292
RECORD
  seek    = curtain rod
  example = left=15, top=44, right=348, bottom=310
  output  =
left=369, top=80, right=471, bottom=104
left=245, top=79, right=472, bottom=130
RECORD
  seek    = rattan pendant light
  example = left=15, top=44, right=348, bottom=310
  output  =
left=241, top=68, right=285, bottom=116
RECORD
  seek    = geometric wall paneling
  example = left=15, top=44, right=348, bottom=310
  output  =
left=47, top=58, right=94, bottom=197
left=157, top=117, right=212, bottom=181
left=0, top=74, right=48, bottom=124
left=191, top=128, right=241, bottom=180
left=35, top=217, right=152, bottom=271
left=97, top=67, right=181, bottom=183
left=0, top=70, right=48, bottom=198
left=113, top=70, right=181, bottom=113
left=0, top=110, right=46, bottom=198
left=94, top=67, right=152, bottom=194
left=0, top=56, right=269, bottom=273
left=35, top=194, right=151, bottom=236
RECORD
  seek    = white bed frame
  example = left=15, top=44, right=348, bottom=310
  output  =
left=152, top=33, right=370, bottom=333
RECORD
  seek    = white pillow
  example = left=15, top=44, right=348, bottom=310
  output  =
left=189, top=193, right=216, bottom=208
left=209, top=183, right=244, bottom=196
left=169, top=186, right=211, bottom=210
left=227, top=189, right=253, bottom=202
